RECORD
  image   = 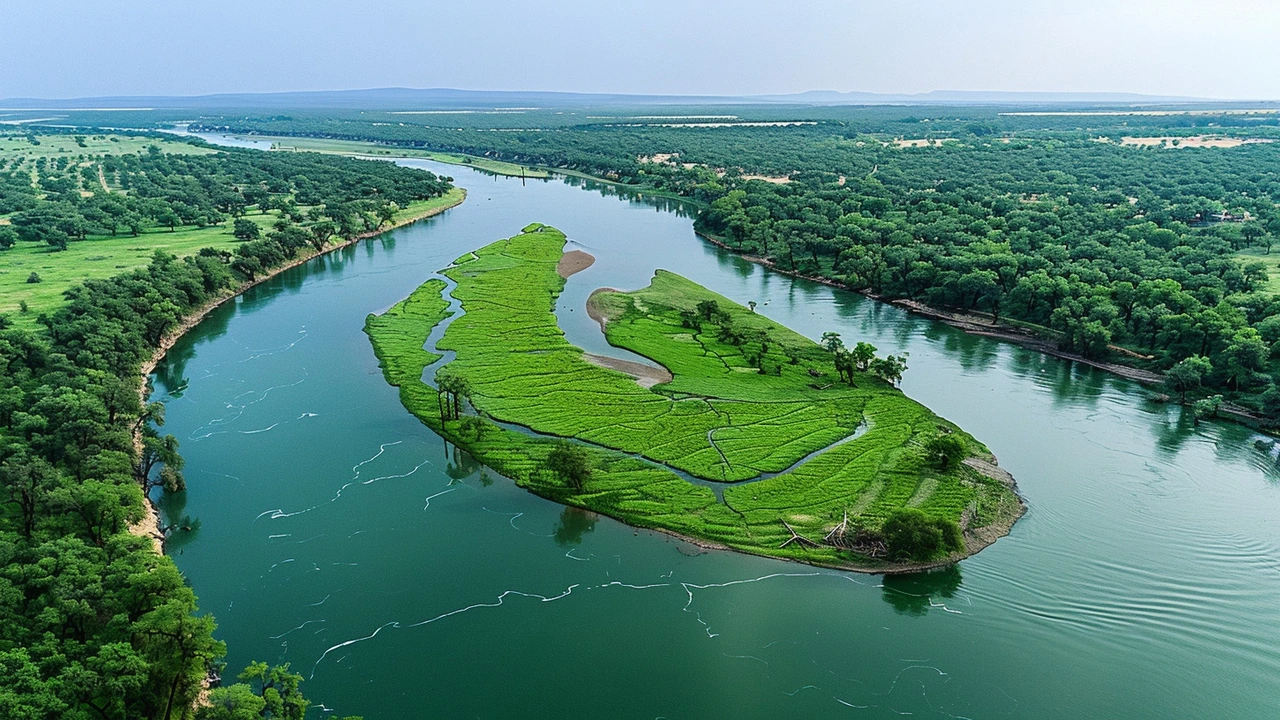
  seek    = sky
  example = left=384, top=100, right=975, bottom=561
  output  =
left=4, top=0, right=1280, bottom=100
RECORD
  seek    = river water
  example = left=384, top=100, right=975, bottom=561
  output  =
left=152, top=138, right=1280, bottom=718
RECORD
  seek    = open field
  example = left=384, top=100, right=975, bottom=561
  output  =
left=1236, top=247, right=1280, bottom=293
left=366, top=224, right=1021, bottom=568
left=0, top=131, right=213, bottom=161
left=1119, top=135, right=1274, bottom=148
left=249, top=135, right=550, bottom=177
left=0, top=193, right=462, bottom=325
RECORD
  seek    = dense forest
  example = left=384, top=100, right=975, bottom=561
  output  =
left=188, top=109, right=1280, bottom=417
left=0, top=132, right=448, bottom=718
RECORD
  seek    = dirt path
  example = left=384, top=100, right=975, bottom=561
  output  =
left=97, top=164, right=112, bottom=194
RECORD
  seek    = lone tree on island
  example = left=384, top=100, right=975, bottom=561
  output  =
left=925, top=433, right=966, bottom=469
left=545, top=440, right=592, bottom=491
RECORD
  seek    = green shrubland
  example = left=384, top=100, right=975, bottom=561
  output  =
left=366, top=224, right=1021, bottom=568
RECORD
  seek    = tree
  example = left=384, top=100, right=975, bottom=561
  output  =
left=1192, top=394, right=1223, bottom=424
left=138, top=430, right=184, bottom=495
left=925, top=433, right=966, bottom=469
left=376, top=202, right=397, bottom=228
left=696, top=299, right=723, bottom=322
left=880, top=508, right=963, bottom=561
left=820, top=331, right=844, bottom=353
left=436, top=372, right=470, bottom=421
left=1165, top=355, right=1212, bottom=403
left=308, top=220, right=336, bottom=251
left=851, top=341, right=877, bottom=372
left=0, top=226, right=16, bottom=249
left=233, top=218, right=260, bottom=241
left=869, top=353, right=909, bottom=385
left=545, top=440, right=591, bottom=491
left=26, top=272, right=41, bottom=284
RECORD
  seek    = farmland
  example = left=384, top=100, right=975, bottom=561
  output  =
left=366, top=224, right=1022, bottom=569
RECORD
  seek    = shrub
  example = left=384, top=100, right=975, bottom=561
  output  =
left=26, top=272, right=41, bottom=284
left=881, top=508, right=963, bottom=561
left=925, top=433, right=966, bottom=468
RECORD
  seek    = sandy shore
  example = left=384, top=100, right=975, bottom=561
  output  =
left=129, top=189, right=468, bottom=552
left=557, top=249, right=595, bottom=278
left=584, top=352, right=672, bottom=389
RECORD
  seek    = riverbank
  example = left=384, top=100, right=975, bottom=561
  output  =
left=129, top=187, right=467, bottom=552
left=368, top=225, right=1023, bottom=574
left=693, top=230, right=1273, bottom=428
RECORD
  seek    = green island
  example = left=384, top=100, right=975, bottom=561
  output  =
left=367, top=224, right=1023, bottom=569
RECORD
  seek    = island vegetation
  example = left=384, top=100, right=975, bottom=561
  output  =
left=0, top=129, right=456, bottom=717
left=366, top=224, right=1022, bottom=569
left=198, top=106, right=1280, bottom=422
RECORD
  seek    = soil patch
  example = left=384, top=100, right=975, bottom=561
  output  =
left=583, top=352, right=672, bottom=389
left=557, top=249, right=595, bottom=278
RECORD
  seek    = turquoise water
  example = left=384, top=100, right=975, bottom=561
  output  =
left=152, top=145, right=1280, bottom=718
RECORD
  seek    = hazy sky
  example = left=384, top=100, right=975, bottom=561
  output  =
left=5, top=0, right=1280, bottom=99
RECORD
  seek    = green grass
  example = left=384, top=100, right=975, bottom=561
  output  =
left=0, top=190, right=465, bottom=326
left=0, top=221, right=258, bottom=324
left=0, top=131, right=213, bottom=162
left=253, top=135, right=551, bottom=178
left=1236, top=246, right=1280, bottom=293
left=366, top=224, right=1021, bottom=569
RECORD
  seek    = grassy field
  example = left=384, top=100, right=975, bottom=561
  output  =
left=252, top=135, right=551, bottom=178
left=1236, top=247, right=1280, bottom=293
left=0, top=131, right=213, bottom=162
left=0, top=191, right=464, bottom=325
left=366, top=224, right=1021, bottom=569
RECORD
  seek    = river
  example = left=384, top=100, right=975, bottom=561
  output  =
left=151, top=135, right=1280, bottom=718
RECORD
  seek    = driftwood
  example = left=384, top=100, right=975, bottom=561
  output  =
left=779, top=520, right=820, bottom=549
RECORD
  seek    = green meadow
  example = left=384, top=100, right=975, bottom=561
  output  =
left=366, top=224, right=1021, bottom=568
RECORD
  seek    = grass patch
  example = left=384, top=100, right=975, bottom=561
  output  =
left=1236, top=246, right=1280, bottom=293
left=0, top=192, right=462, bottom=326
left=366, top=224, right=1020, bottom=568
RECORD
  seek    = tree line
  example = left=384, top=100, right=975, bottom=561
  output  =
left=0, top=133, right=451, bottom=252
left=0, top=140, right=449, bottom=718
left=192, top=111, right=1280, bottom=416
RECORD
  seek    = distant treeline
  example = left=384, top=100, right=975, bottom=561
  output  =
left=189, top=113, right=1280, bottom=415
left=0, top=140, right=446, bottom=718
left=1, top=133, right=451, bottom=251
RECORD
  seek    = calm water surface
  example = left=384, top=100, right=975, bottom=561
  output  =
left=151, top=143, right=1280, bottom=718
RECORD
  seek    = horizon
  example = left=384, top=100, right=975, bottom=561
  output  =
left=4, top=1, right=1280, bottom=100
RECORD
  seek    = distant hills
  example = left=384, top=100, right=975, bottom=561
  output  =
left=0, top=86, right=1249, bottom=110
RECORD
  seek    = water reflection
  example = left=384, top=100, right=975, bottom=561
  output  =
left=156, top=489, right=201, bottom=553
left=443, top=443, right=481, bottom=481
left=552, top=507, right=597, bottom=547
left=880, top=565, right=964, bottom=616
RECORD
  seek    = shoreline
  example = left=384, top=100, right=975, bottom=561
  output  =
left=129, top=188, right=467, bottom=552
left=694, top=230, right=1269, bottom=427
left=626, top=449, right=1025, bottom=576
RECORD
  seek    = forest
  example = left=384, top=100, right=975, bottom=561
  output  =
left=0, top=130, right=451, bottom=718
left=187, top=108, right=1280, bottom=417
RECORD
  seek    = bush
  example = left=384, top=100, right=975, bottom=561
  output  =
left=26, top=272, right=41, bottom=284
left=925, top=433, right=966, bottom=468
left=881, top=508, right=963, bottom=561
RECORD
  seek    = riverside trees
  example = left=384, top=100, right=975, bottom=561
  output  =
left=0, top=133, right=456, bottom=717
